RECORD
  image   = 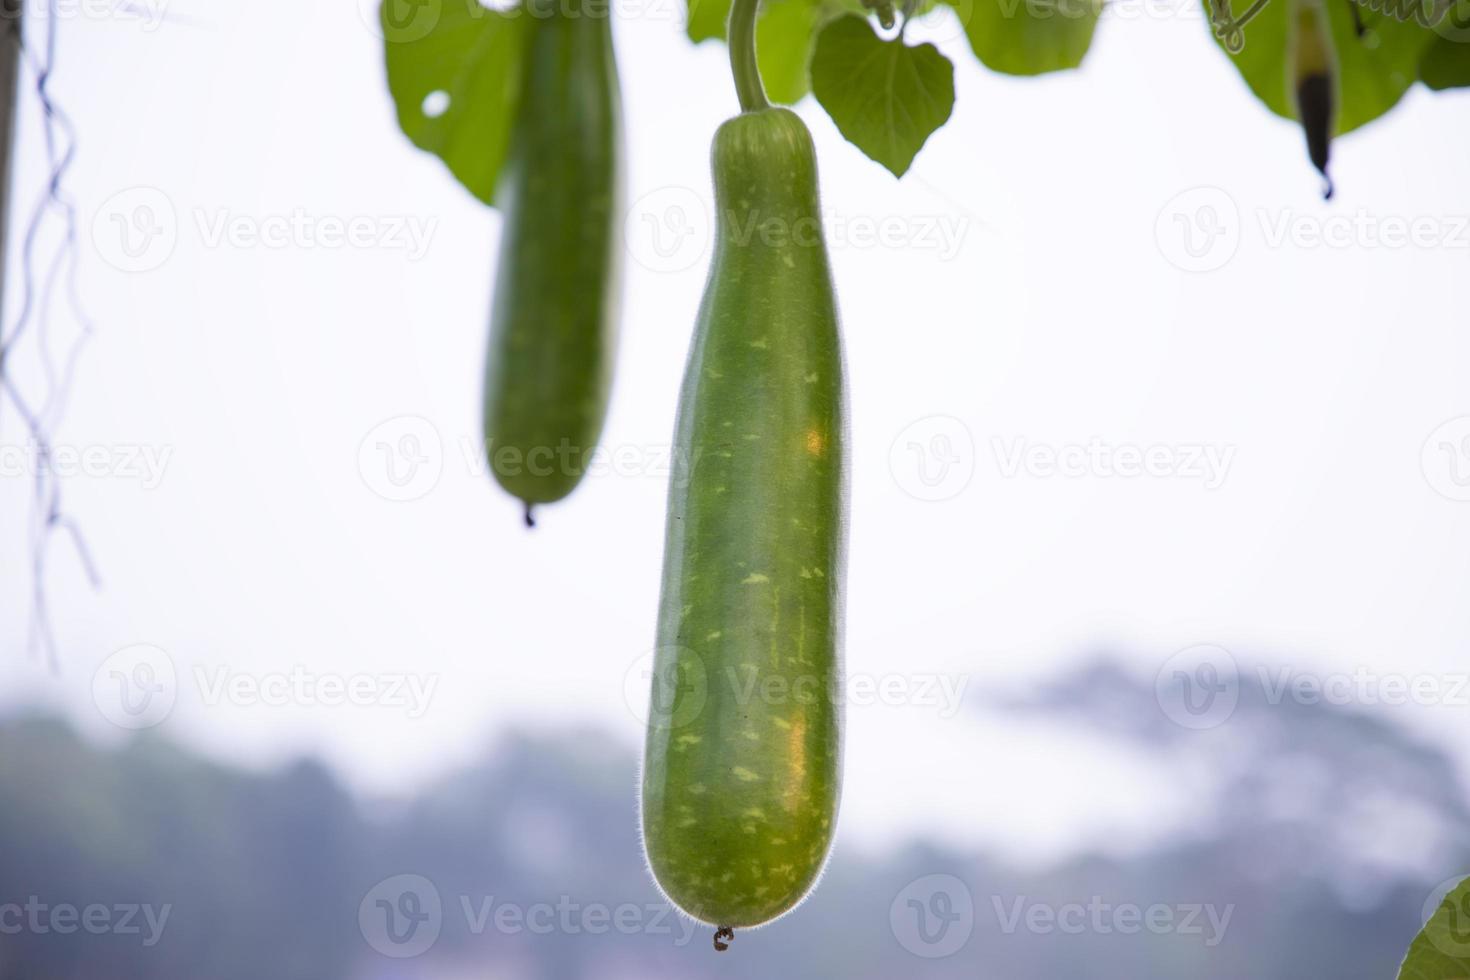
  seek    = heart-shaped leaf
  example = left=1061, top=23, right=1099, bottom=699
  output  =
left=383, top=0, right=531, bottom=206
left=810, top=14, right=955, bottom=177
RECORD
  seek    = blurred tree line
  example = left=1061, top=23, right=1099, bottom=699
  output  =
left=0, top=660, right=1463, bottom=979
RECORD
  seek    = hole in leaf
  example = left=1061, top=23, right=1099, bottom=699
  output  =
left=422, top=90, right=450, bottom=119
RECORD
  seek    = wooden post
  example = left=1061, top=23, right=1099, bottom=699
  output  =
left=0, top=0, right=21, bottom=339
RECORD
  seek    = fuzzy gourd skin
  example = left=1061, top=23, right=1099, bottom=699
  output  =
left=642, top=107, right=847, bottom=930
left=482, top=0, right=623, bottom=509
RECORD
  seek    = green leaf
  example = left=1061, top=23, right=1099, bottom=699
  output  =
left=810, top=14, right=955, bottom=177
left=757, top=0, right=825, bottom=103
left=1396, top=877, right=1470, bottom=980
left=1203, top=0, right=1436, bottom=135
left=946, top=0, right=1100, bottom=76
left=687, top=0, right=734, bottom=42
left=382, top=0, right=531, bottom=206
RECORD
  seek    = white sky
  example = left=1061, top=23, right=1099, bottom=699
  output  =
left=1, top=0, right=1469, bottom=866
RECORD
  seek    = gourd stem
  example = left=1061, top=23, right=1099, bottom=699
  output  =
left=728, top=0, right=769, bottom=113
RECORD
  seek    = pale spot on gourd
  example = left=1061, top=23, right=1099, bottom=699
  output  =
left=705, top=367, right=724, bottom=379
left=804, top=372, right=819, bottom=384
left=679, top=816, right=698, bottom=827
left=688, top=783, right=707, bottom=795
left=805, top=430, right=825, bottom=457
left=675, top=733, right=702, bottom=748
left=799, top=568, right=812, bottom=580
left=771, top=716, right=792, bottom=730
left=741, top=729, right=759, bottom=741
left=749, top=337, right=768, bottom=349
left=781, top=254, right=795, bottom=269
left=741, top=573, right=770, bottom=585
left=705, top=631, right=722, bottom=641
left=732, top=766, right=760, bottom=782
left=743, top=807, right=767, bottom=820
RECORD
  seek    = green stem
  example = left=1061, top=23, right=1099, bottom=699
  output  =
left=728, top=0, right=768, bottom=113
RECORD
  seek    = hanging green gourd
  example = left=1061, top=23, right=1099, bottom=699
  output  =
left=639, top=0, right=848, bottom=950
left=482, top=0, right=624, bottom=525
